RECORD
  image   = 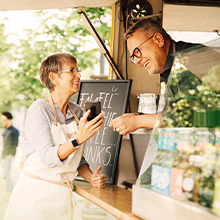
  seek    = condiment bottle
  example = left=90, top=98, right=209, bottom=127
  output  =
left=182, top=154, right=199, bottom=201
left=171, top=152, right=189, bottom=198
left=212, top=152, right=220, bottom=215
left=198, top=145, right=218, bottom=208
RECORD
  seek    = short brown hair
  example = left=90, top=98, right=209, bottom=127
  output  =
left=39, top=53, right=77, bottom=91
left=124, top=19, right=171, bottom=41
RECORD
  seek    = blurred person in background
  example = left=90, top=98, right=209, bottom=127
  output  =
left=1, top=111, right=19, bottom=201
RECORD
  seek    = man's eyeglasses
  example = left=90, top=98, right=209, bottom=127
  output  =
left=129, top=33, right=155, bottom=64
left=59, top=67, right=81, bottom=75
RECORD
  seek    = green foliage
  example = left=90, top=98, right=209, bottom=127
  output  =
left=0, top=19, right=15, bottom=113
left=202, top=65, right=220, bottom=93
left=0, top=8, right=112, bottom=110
left=164, top=64, right=218, bottom=128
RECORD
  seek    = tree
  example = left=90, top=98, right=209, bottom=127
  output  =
left=164, top=64, right=218, bottom=128
left=0, top=18, right=16, bottom=113
left=1, top=7, right=112, bottom=109
left=202, top=65, right=220, bottom=93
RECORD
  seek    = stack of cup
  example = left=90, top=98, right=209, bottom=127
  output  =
left=158, top=94, right=166, bottom=113
left=138, top=93, right=157, bottom=114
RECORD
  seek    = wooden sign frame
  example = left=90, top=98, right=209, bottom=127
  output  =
left=76, top=79, right=132, bottom=184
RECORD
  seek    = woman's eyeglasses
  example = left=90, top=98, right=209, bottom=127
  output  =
left=130, top=33, right=155, bottom=64
left=59, top=67, right=81, bottom=75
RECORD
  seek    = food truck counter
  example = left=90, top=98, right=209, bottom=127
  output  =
left=74, top=180, right=141, bottom=220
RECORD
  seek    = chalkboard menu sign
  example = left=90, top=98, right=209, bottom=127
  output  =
left=76, top=80, right=132, bottom=184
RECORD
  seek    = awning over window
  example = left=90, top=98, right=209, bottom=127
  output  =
left=0, top=0, right=118, bottom=11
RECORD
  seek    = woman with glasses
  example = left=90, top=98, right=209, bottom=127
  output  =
left=4, top=53, right=107, bottom=220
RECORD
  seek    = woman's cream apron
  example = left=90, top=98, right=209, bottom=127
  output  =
left=4, top=97, right=85, bottom=220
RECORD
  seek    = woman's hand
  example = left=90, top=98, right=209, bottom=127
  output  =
left=77, top=164, right=107, bottom=188
left=58, top=111, right=104, bottom=160
left=91, top=166, right=107, bottom=188
left=75, top=110, right=104, bottom=144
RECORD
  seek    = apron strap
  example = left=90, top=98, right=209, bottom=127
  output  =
left=48, top=96, right=58, bottom=126
left=48, top=95, right=80, bottom=126
left=67, top=104, right=80, bottom=125
left=60, top=173, right=76, bottom=220
left=23, top=170, right=75, bottom=220
left=23, top=170, right=68, bottom=187
left=61, top=173, right=77, bottom=204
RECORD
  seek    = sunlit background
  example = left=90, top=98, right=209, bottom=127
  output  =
left=0, top=7, right=219, bottom=219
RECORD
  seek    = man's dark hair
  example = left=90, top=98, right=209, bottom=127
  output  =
left=1, top=111, right=13, bottom=120
left=124, top=19, right=171, bottom=41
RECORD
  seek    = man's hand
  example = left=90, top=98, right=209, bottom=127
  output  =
left=109, top=113, right=139, bottom=135
left=110, top=113, right=158, bottom=135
